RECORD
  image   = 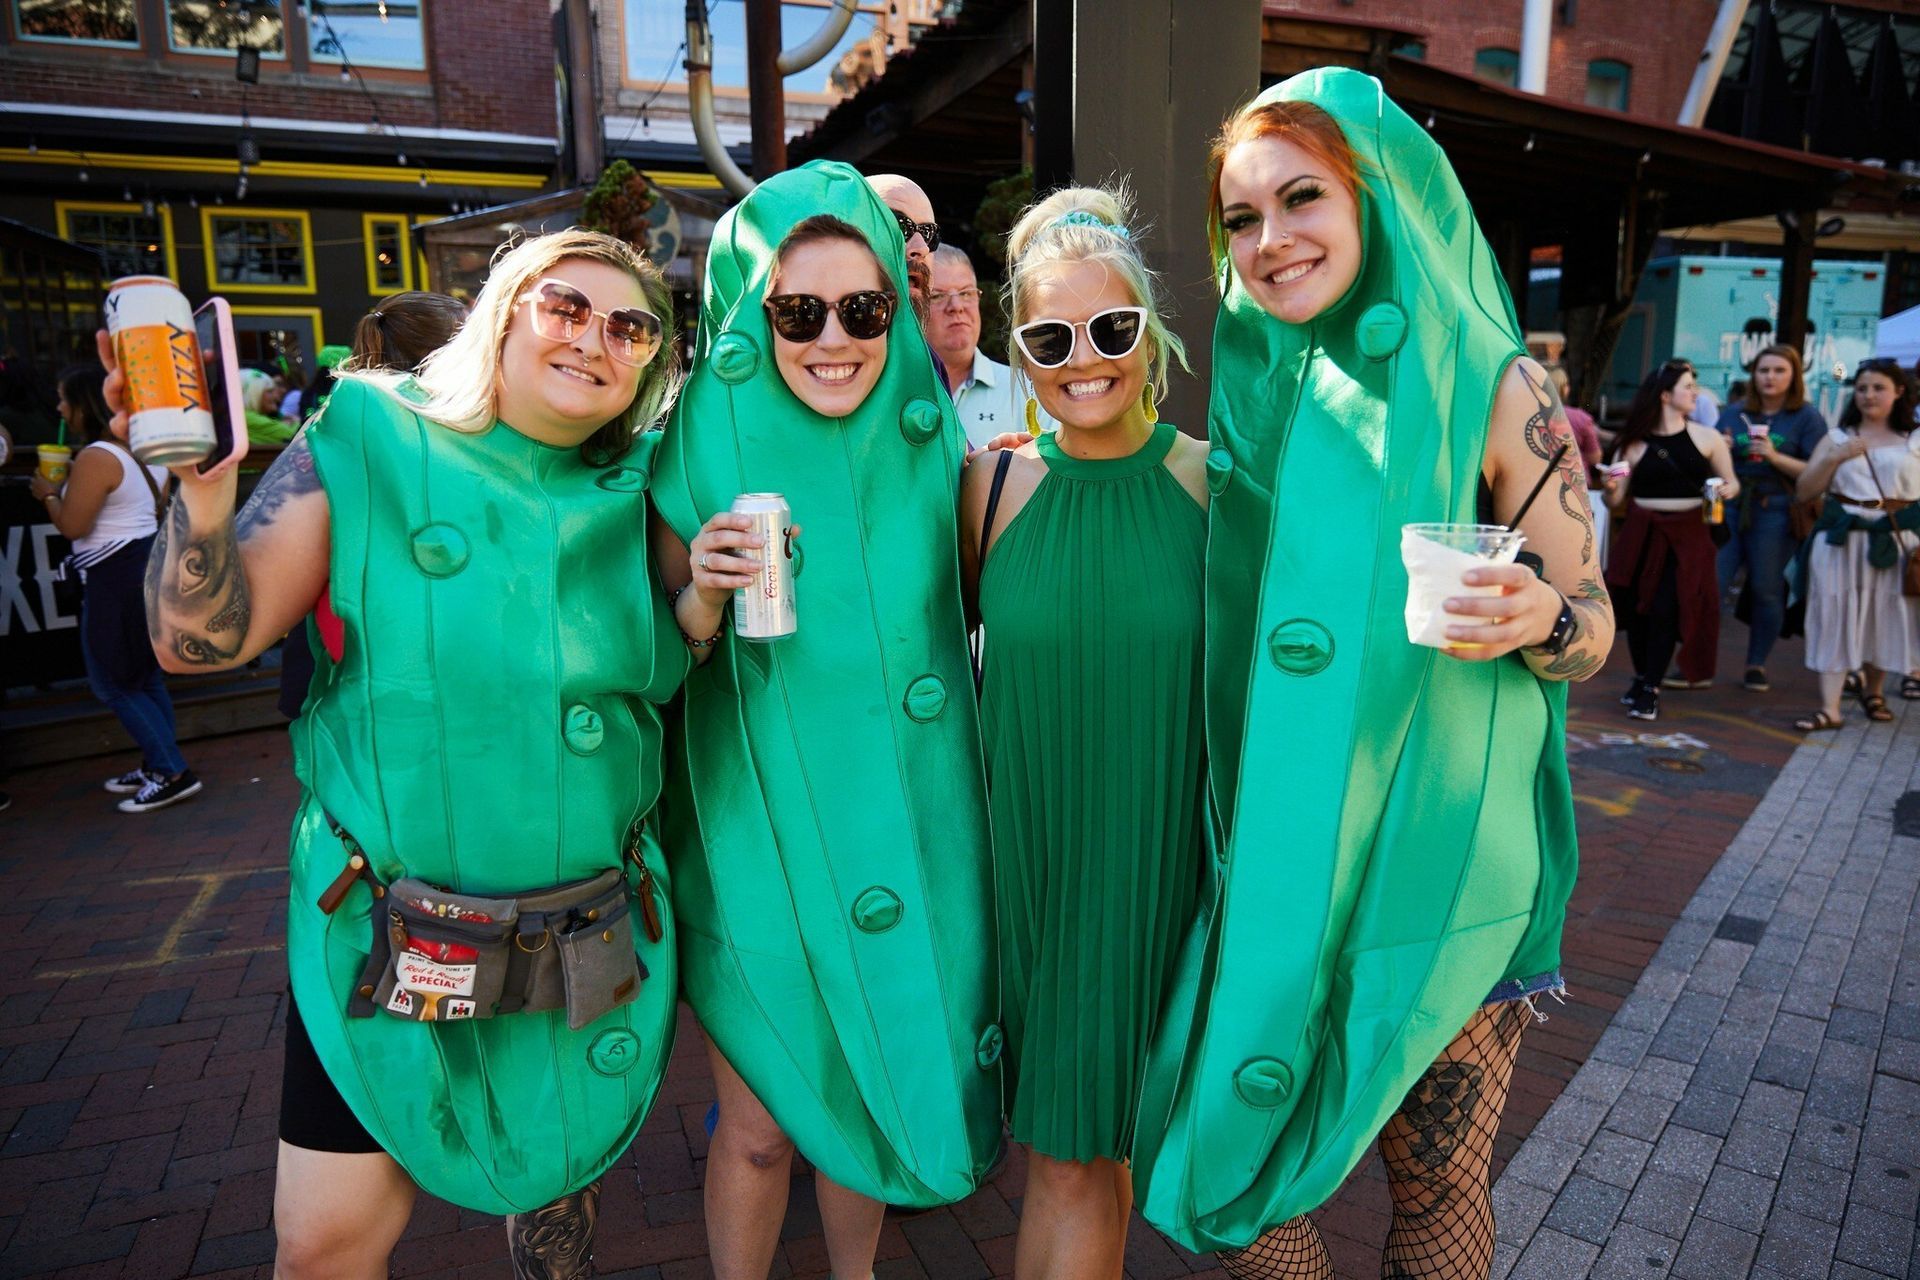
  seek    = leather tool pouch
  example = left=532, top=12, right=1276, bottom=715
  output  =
left=316, top=815, right=646, bottom=1030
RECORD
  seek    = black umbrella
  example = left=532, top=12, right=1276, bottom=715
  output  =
left=1802, top=9, right=1861, bottom=156
left=1861, top=17, right=1916, bottom=166
left=1742, top=3, right=1799, bottom=148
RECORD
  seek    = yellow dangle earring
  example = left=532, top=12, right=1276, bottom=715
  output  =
left=1026, top=396, right=1042, bottom=437
left=1141, top=380, right=1158, bottom=424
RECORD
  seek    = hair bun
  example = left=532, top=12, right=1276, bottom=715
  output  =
left=1050, top=210, right=1129, bottom=239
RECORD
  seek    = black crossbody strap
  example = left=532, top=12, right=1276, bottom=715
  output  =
left=979, top=448, right=1014, bottom=564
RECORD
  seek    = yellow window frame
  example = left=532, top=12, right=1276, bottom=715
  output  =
left=200, top=206, right=316, bottom=294
left=361, top=213, right=414, bottom=295
left=226, top=305, right=328, bottom=371
left=55, top=200, right=180, bottom=283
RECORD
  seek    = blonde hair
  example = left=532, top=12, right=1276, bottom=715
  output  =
left=1003, top=185, right=1189, bottom=407
left=344, top=229, right=681, bottom=464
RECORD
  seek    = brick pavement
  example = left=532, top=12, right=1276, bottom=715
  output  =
left=0, top=623, right=1840, bottom=1278
left=1494, top=696, right=1920, bottom=1280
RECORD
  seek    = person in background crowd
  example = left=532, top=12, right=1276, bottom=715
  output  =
left=282, top=345, right=351, bottom=426
left=239, top=368, right=296, bottom=448
left=1549, top=366, right=1602, bottom=476
left=1603, top=360, right=1741, bottom=718
left=868, top=172, right=939, bottom=318
left=343, top=291, right=471, bottom=375
left=28, top=364, right=200, bottom=813
left=1792, top=359, right=1920, bottom=731
left=277, top=302, right=465, bottom=723
left=1691, top=377, right=1722, bottom=429
left=1713, top=344, right=1828, bottom=692
left=927, top=244, right=1054, bottom=448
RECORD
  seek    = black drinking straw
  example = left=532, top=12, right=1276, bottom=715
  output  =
left=1505, top=441, right=1569, bottom=530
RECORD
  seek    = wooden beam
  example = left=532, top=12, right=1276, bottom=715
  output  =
left=827, top=5, right=1034, bottom=167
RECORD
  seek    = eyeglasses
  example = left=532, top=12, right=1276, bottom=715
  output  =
left=1011, top=306, right=1147, bottom=369
left=893, top=210, right=940, bottom=251
left=928, top=286, right=980, bottom=309
left=518, top=278, right=663, bottom=367
left=764, top=290, right=898, bottom=343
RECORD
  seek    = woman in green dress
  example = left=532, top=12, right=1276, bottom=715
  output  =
left=958, top=186, right=1209, bottom=1280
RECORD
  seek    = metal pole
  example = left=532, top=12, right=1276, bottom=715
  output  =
left=745, top=0, right=787, bottom=180
left=561, top=0, right=602, bottom=186
left=1519, top=0, right=1551, bottom=94
left=1776, top=205, right=1818, bottom=353
left=1031, top=0, right=1074, bottom=192
left=1678, top=0, right=1750, bottom=127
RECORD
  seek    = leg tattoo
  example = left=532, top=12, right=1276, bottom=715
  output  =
left=507, top=1179, right=600, bottom=1280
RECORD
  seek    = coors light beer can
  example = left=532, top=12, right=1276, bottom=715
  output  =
left=731, top=493, right=797, bottom=642
left=104, top=276, right=216, bottom=466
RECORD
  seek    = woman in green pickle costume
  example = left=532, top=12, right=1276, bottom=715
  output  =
left=127, top=230, right=687, bottom=1279
left=649, top=161, right=1000, bottom=1278
left=1134, top=69, right=1615, bottom=1278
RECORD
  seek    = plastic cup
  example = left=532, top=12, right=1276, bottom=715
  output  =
left=35, top=444, right=71, bottom=485
left=1401, top=522, right=1526, bottom=649
left=1746, top=436, right=1767, bottom=461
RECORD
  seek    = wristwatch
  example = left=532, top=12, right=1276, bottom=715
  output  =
left=1529, top=594, right=1577, bottom=657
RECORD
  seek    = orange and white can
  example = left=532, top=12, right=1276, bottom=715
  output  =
left=104, top=275, right=216, bottom=466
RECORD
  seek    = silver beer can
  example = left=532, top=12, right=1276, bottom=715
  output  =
left=730, top=493, right=796, bottom=642
left=104, top=275, right=217, bottom=466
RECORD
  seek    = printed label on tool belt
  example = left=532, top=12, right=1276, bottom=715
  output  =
left=386, top=987, right=416, bottom=1016
left=402, top=935, right=479, bottom=965
left=443, top=999, right=476, bottom=1020
left=395, top=952, right=477, bottom=997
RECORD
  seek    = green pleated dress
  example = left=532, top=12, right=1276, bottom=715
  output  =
left=978, top=421, right=1208, bottom=1165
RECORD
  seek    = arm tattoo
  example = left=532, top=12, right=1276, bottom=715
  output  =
left=1515, top=362, right=1597, bottom=565
left=507, top=1180, right=599, bottom=1280
left=147, top=482, right=251, bottom=667
left=235, top=435, right=319, bottom=536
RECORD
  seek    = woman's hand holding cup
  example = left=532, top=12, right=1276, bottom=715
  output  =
left=1441, top=565, right=1564, bottom=661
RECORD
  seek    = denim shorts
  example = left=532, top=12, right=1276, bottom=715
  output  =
left=1485, top=970, right=1564, bottom=1007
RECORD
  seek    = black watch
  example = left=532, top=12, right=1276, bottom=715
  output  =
left=1530, top=594, right=1577, bottom=657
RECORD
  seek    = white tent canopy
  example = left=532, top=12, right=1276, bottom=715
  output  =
left=1879, top=304, right=1920, bottom=367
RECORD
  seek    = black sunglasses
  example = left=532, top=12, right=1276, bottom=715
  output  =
left=893, top=209, right=940, bottom=251
left=765, top=290, right=898, bottom=343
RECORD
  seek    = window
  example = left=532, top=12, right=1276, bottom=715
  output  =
left=1389, top=36, right=1426, bottom=62
left=57, top=202, right=178, bottom=281
left=362, top=213, right=413, bottom=294
left=627, top=0, right=876, bottom=96
left=308, top=0, right=425, bottom=70
left=1585, top=58, right=1631, bottom=112
left=202, top=209, right=314, bottom=293
left=169, top=0, right=284, bottom=57
left=14, top=0, right=139, bottom=44
left=228, top=306, right=326, bottom=380
left=1474, top=47, right=1519, bottom=88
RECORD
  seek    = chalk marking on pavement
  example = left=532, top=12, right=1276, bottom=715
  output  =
left=1672, top=708, right=1808, bottom=747
left=1572, top=785, right=1646, bottom=818
left=37, top=867, right=283, bottom=979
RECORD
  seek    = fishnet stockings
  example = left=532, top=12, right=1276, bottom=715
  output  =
left=1215, top=999, right=1531, bottom=1279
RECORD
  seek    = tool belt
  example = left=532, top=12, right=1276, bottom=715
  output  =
left=316, top=813, right=663, bottom=1031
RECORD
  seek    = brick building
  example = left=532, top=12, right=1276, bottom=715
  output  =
left=1, top=0, right=560, bottom=395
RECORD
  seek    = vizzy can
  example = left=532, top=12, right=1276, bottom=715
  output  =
left=731, top=493, right=797, bottom=642
left=104, top=275, right=216, bottom=466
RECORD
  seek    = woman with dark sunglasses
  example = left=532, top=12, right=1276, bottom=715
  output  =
left=110, top=229, right=685, bottom=1278
left=1134, top=70, right=1611, bottom=1279
left=957, top=185, right=1208, bottom=1278
left=651, top=160, right=1000, bottom=1280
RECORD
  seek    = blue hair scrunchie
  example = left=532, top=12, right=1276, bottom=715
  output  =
left=1052, top=210, right=1129, bottom=238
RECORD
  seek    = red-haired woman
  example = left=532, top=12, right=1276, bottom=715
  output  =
left=1140, top=71, right=1612, bottom=1279
left=1712, top=344, right=1826, bottom=690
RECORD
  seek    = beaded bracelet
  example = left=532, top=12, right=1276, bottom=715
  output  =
left=667, top=585, right=725, bottom=649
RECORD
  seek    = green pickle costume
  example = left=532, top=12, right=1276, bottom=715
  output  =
left=1136, top=68, right=1579, bottom=1249
left=287, top=377, right=688, bottom=1213
left=651, top=161, right=1001, bottom=1208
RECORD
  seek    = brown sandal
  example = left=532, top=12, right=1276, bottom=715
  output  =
left=1793, top=711, right=1844, bottom=732
left=1862, top=695, right=1894, bottom=722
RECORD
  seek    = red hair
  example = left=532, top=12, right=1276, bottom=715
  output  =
left=1206, top=99, right=1363, bottom=262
